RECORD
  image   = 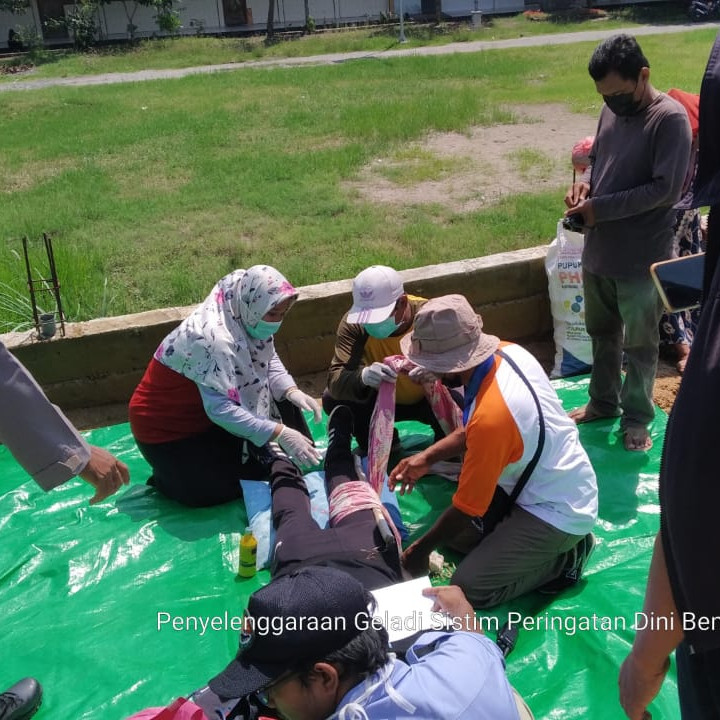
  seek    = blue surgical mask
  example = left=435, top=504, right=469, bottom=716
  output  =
left=246, top=319, right=281, bottom=340
left=364, top=316, right=400, bottom=339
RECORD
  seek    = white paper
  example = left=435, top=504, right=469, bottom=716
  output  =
left=370, top=576, right=440, bottom=643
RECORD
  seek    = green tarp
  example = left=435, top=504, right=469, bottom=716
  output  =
left=1, top=376, right=677, bottom=719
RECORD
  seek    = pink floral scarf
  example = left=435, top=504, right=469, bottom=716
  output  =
left=367, top=355, right=462, bottom=492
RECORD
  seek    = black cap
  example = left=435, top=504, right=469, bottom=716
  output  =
left=209, top=567, right=371, bottom=699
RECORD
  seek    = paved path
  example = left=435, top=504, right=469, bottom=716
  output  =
left=1, top=22, right=717, bottom=92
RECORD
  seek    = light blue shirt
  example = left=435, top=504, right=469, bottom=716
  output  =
left=332, top=631, right=520, bottom=720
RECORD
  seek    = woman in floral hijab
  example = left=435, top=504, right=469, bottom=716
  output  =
left=129, top=266, right=321, bottom=507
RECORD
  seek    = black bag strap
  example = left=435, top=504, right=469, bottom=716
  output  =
left=495, top=348, right=546, bottom=504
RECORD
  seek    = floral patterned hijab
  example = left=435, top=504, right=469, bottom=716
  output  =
left=155, top=266, right=297, bottom=418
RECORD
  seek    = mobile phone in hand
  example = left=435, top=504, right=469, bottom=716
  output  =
left=562, top=213, right=585, bottom=233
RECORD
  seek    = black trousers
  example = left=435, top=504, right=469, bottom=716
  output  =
left=322, top=389, right=446, bottom=453
left=269, top=455, right=403, bottom=591
left=677, top=641, right=720, bottom=719
left=136, top=400, right=312, bottom=508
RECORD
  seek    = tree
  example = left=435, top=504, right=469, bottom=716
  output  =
left=266, top=0, right=274, bottom=40
left=303, top=0, right=314, bottom=32
left=153, top=0, right=182, bottom=35
left=110, top=0, right=163, bottom=38
left=0, top=0, right=29, bottom=12
left=50, top=0, right=100, bottom=49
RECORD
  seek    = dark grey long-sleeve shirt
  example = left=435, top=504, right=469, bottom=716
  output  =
left=0, top=342, right=90, bottom=490
left=583, top=93, right=692, bottom=280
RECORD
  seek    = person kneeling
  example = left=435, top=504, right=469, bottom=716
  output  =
left=389, top=296, right=598, bottom=609
left=323, top=265, right=448, bottom=455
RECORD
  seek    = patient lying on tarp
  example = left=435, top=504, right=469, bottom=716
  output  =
left=125, top=406, right=528, bottom=720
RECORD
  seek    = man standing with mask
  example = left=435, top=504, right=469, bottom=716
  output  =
left=324, top=265, right=446, bottom=454
left=565, top=34, right=691, bottom=452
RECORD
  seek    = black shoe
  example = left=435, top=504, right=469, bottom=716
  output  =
left=538, top=533, right=595, bottom=595
left=0, top=678, right=42, bottom=720
left=325, top=405, right=354, bottom=470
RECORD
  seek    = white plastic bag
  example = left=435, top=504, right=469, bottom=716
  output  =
left=545, top=221, right=593, bottom=377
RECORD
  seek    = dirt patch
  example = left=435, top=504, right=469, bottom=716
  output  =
left=654, top=357, right=682, bottom=414
left=344, top=102, right=681, bottom=412
left=346, top=103, right=598, bottom=212
left=0, top=157, right=78, bottom=193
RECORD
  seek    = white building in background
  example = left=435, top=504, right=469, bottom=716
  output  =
left=2, top=0, right=486, bottom=47
left=0, top=0, right=668, bottom=49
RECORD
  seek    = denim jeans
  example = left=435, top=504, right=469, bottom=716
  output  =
left=583, top=270, right=664, bottom=429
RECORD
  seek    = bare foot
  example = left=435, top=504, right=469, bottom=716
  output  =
left=675, top=343, right=690, bottom=375
left=623, top=427, right=653, bottom=452
left=568, top=405, right=618, bottom=424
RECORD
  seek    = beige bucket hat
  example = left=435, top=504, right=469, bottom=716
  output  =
left=400, top=294, right=500, bottom=373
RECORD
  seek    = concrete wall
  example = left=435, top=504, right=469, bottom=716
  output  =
left=1, top=247, right=551, bottom=420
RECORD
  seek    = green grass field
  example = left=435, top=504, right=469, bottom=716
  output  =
left=0, top=3, right=692, bottom=81
left=0, top=25, right=716, bottom=331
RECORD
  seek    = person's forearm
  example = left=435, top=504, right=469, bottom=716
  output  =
left=413, top=505, right=469, bottom=553
left=592, top=178, right=684, bottom=223
left=326, top=320, right=372, bottom=402
left=0, top=343, right=90, bottom=490
left=267, top=353, right=295, bottom=401
left=327, top=367, right=372, bottom=402
left=631, top=533, right=684, bottom=666
left=199, top=385, right=277, bottom=446
left=421, top=427, right=465, bottom=464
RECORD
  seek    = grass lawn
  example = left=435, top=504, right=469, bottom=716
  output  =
left=0, top=2, right=693, bottom=80
left=0, top=26, right=716, bottom=330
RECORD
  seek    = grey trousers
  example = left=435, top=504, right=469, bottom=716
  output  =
left=583, top=270, right=664, bottom=429
left=450, top=505, right=583, bottom=609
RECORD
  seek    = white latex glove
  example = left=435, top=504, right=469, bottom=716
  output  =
left=285, top=387, right=322, bottom=423
left=361, top=362, right=397, bottom=389
left=408, top=366, right=439, bottom=385
left=277, top=426, right=322, bottom=469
